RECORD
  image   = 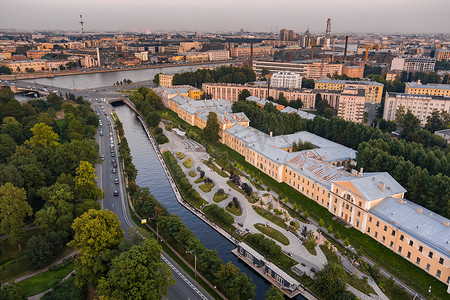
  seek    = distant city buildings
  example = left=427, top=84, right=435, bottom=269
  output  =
left=390, top=56, right=436, bottom=72
left=435, top=49, right=450, bottom=61
left=270, top=71, right=302, bottom=89
left=279, top=29, right=300, bottom=41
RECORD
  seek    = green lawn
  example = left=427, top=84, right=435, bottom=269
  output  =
left=213, top=192, right=228, bottom=203
left=199, top=182, right=214, bottom=193
left=226, top=201, right=242, bottom=216
left=194, top=177, right=205, bottom=184
left=16, top=261, right=74, bottom=297
left=253, top=206, right=287, bottom=229
left=182, top=157, right=193, bottom=168
left=188, top=171, right=197, bottom=177
left=203, top=160, right=228, bottom=177
left=176, top=152, right=186, bottom=160
left=254, top=224, right=290, bottom=246
left=302, top=238, right=317, bottom=255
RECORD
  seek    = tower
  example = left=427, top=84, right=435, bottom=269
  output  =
left=79, top=14, right=85, bottom=43
left=325, top=18, right=331, bottom=39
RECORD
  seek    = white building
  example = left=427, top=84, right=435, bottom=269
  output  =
left=134, top=51, right=149, bottom=61
left=270, top=71, right=302, bottom=89
left=390, top=56, right=436, bottom=72
left=206, top=50, right=230, bottom=61
left=383, top=92, right=450, bottom=126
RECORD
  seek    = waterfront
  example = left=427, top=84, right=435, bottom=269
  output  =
left=21, top=63, right=229, bottom=90
left=114, top=104, right=306, bottom=300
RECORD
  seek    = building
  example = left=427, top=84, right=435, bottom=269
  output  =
left=315, top=78, right=384, bottom=103
left=280, top=29, right=299, bottom=41
left=390, top=56, right=436, bottom=72
left=270, top=71, right=302, bottom=89
left=434, top=129, right=450, bottom=142
left=337, top=87, right=365, bottom=123
left=342, top=65, right=364, bottom=79
left=179, top=41, right=201, bottom=52
left=383, top=92, right=450, bottom=126
left=1, top=60, right=47, bottom=72
left=435, top=49, right=450, bottom=61
left=253, top=60, right=310, bottom=77
left=231, top=46, right=272, bottom=58
left=188, top=89, right=204, bottom=99
left=306, top=62, right=343, bottom=80
left=206, top=50, right=230, bottom=61
left=185, top=52, right=209, bottom=62
left=80, top=55, right=98, bottom=68
left=246, top=96, right=285, bottom=111
left=386, top=70, right=401, bottom=81
left=405, top=82, right=450, bottom=97
left=26, top=50, right=48, bottom=60
left=134, top=51, right=148, bottom=61
left=159, top=73, right=175, bottom=87
left=154, top=85, right=202, bottom=107
left=45, top=60, right=72, bottom=70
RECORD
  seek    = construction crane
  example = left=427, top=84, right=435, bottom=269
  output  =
left=365, top=44, right=374, bottom=63
left=311, top=42, right=316, bottom=59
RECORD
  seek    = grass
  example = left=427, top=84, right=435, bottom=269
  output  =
left=199, top=182, right=214, bottom=193
left=254, top=223, right=290, bottom=246
left=226, top=201, right=242, bottom=216
left=202, top=205, right=235, bottom=233
left=188, top=171, right=197, bottom=177
left=16, top=261, right=74, bottom=297
left=183, top=157, right=193, bottom=168
left=203, top=160, right=228, bottom=177
left=213, top=192, right=228, bottom=203
left=176, top=152, right=186, bottom=160
left=194, top=177, right=205, bottom=184
left=213, top=143, right=450, bottom=299
left=253, top=206, right=287, bottom=229
left=302, top=238, right=317, bottom=255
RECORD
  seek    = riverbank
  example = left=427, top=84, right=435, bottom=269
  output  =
left=1, top=60, right=241, bottom=81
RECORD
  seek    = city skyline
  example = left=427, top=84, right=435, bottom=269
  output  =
left=1, top=0, right=450, bottom=34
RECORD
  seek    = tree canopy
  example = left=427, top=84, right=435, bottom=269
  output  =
left=203, top=112, right=220, bottom=142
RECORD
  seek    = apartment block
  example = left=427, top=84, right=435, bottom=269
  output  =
left=206, top=50, right=230, bottom=61
left=1, top=60, right=47, bottom=72
left=383, top=92, right=450, bottom=126
left=252, top=60, right=309, bottom=76
left=306, top=62, right=343, bottom=80
left=231, top=46, right=272, bottom=58
left=405, top=82, right=450, bottom=97
left=342, top=65, right=364, bottom=79
left=315, top=78, right=384, bottom=103
left=337, top=88, right=365, bottom=123
left=270, top=71, right=302, bottom=89
left=435, top=49, right=450, bottom=61
left=185, top=52, right=209, bottom=62
left=159, top=73, right=175, bottom=87
left=390, top=56, right=436, bottom=72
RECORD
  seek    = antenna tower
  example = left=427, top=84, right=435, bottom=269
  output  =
left=79, top=14, right=85, bottom=42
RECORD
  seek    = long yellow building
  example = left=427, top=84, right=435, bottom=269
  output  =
left=405, top=82, right=450, bottom=97
left=315, top=78, right=384, bottom=103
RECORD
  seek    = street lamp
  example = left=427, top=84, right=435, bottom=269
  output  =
left=186, top=250, right=197, bottom=277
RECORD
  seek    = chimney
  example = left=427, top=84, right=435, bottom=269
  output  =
left=351, top=169, right=358, bottom=176
left=417, top=208, right=423, bottom=214
left=418, top=79, right=422, bottom=84
left=358, top=167, right=363, bottom=177
left=397, top=199, right=404, bottom=204
left=270, top=131, right=273, bottom=137
left=378, top=182, right=386, bottom=192
left=251, top=128, right=254, bottom=132
left=443, top=221, right=450, bottom=227
left=250, top=41, right=253, bottom=69
left=322, top=156, right=326, bottom=161
left=343, top=36, right=348, bottom=62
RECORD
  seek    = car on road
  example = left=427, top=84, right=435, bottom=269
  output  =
left=111, top=152, right=115, bottom=157
left=114, top=178, right=119, bottom=184
left=100, top=155, right=105, bottom=160
left=112, top=168, right=117, bottom=173
left=112, top=162, right=117, bottom=168
left=113, top=190, right=118, bottom=196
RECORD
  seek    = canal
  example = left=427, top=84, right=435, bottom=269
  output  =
left=114, top=103, right=306, bottom=300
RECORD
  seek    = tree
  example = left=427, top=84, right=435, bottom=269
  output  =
left=238, top=89, right=251, bottom=101
left=26, top=122, right=59, bottom=149
left=46, top=93, right=62, bottom=110
left=0, top=282, right=26, bottom=300
left=1, top=117, right=25, bottom=144
left=68, top=209, right=124, bottom=287
left=265, top=285, right=284, bottom=300
left=400, top=109, right=421, bottom=138
left=153, top=73, right=160, bottom=85
left=203, top=112, right=220, bottom=142
left=25, top=231, right=68, bottom=269
left=314, top=263, right=354, bottom=300
left=0, top=183, right=33, bottom=250
left=261, top=67, right=270, bottom=78
left=98, top=239, right=174, bottom=300
left=0, top=134, right=16, bottom=163
left=74, top=161, right=104, bottom=201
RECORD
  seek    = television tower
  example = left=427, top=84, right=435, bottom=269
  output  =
left=79, top=14, right=85, bottom=42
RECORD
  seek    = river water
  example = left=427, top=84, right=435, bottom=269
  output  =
left=23, top=64, right=225, bottom=90
left=114, top=104, right=306, bottom=300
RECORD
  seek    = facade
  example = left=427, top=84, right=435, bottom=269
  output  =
left=337, top=88, right=365, bottom=123
left=159, top=73, right=175, bottom=87
left=185, top=52, right=209, bottom=62
left=26, top=50, right=48, bottom=60
left=1, top=60, right=47, bottom=72
left=206, top=50, right=230, bottom=61
left=315, top=78, right=384, bottom=103
left=386, top=70, right=401, bottom=81
left=231, top=46, right=272, bottom=58
left=435, top=49, right=450, bottom=61
left=80, top=55, right=98, bottom=68
left=253, top=60, right=309, bottom=77
left=390, top=56, right=436, bottom=72
left=405, top=82, right=450, bottom=97
left=383, top=92, right=450, bottom=126
left=134, top=51, right=149, bottom=61
left=306, top=62, right=343, bottom=80
left=179, top=41, right=201, bottom=52
left=45, top=60, right=72, bottom=70
left=270, top=71, right=302, bottom=89
left=342, top=65, right=364, bottom=79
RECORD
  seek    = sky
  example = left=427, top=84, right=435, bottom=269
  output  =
left=1, top=0, right=450, bottom=34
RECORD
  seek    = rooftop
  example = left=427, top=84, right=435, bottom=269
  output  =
left=316, top=78, right=384, bottom=87
left=406, top=82, right=450, bottom=90
left=370, top=198, right=450, bottom=258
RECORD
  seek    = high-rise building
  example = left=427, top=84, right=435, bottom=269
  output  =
left=337, top=87, right=365, bottom=123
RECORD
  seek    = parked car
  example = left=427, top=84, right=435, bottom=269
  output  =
left=100, top=155, right=104, bottom=160
left=113, top=190, right=118, bottom=196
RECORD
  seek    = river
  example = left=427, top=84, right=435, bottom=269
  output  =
left=114, top=104, right=306, bottom=300
left=22, top=64, right=226, bottom=90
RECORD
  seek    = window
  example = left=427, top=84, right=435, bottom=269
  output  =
left=383, top=225, right=387, bottom=231
left=398, top=246, right=402, bottom=253
left=356, top=220, right=360, bottom=227
left=391, top=230, right=395, bottom=236
left=357, top=211, right=361, bottom=217
left=374, top=232, right=378, bottom=238
left=409, top=240, right=413, bottom=246
left=367, top=227, right=371, bottom=233
left=436, top=270, right=441, bottom=278
left=407, top=252, right=411, bottom=259
left=382, top=236, right=386, bottom=243
left=336, top=189, right=339, bottom=194
left=376, top=221, right=379, bottom=227
left=400, top=235, right=404, bottom=241
left=334, top=198, right=338, bottom=203
left=416, top=257, right=420, bottom=265
left=369, top=217, right=372, bottom=222
left=419, top=246, right=423, bottom=252
left=439, top=257, right=444, bottom=265
left=428, top=252, right=433, bottom=258
left=389, top=241, right=394, bottom=248
left=359, top=201, right=362, bottom=207
left=426, top=264, right=430, bottom=271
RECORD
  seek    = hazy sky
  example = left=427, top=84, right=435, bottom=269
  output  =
left=1, top=0, right=450, bottom=34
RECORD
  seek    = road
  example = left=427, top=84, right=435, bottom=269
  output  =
left=92, top=99, right=212, bottom=300
left=365, top=102, right=379, bottom=126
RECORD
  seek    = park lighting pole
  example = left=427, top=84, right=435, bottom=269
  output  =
left=186, top=250, right=197, bottom=277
